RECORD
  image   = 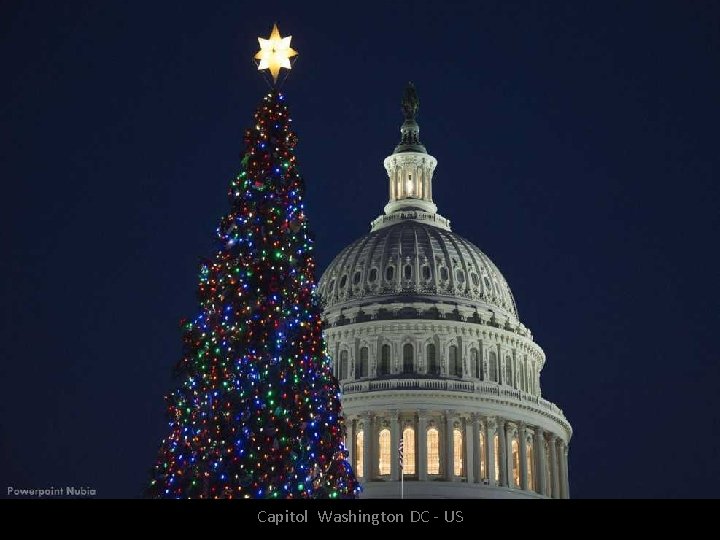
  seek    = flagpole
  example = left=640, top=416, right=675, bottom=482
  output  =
left=398, top=437, right=404, bottom=499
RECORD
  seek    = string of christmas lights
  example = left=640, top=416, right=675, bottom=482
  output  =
left=147, top=90, right=360, bottom=499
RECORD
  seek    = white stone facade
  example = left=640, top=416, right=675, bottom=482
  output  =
left=318, top=86, right=572, bottom=498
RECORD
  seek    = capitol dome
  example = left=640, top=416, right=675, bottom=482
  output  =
left=319, top=83, right=571, bottom=499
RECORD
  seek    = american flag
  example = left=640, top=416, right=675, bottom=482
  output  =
left=398, top=438, right=404, bottom=470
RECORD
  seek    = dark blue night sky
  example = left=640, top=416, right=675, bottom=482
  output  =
left=2, top=1, right=718, bottom=498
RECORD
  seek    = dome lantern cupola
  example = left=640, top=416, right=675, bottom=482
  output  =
left=380, top=82, right=442, bottom=222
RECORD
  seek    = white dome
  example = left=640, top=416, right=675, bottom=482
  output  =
left=318, top=219, right=518, bottom=320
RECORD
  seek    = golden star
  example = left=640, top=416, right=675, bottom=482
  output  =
left=254, top=23, right=298, bottom=83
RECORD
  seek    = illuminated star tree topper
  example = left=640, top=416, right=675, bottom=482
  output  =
left=254, top=23, right=298, bottom=83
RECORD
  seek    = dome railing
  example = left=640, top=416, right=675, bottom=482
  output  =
left=340, top=378, right=569, bottom=428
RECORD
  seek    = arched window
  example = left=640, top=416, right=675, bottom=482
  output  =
left=358, top=347, right=368, bottom=378
left=404, top=265, right=412, bottom=280
left=403, top=343, right=414, bottom=374
left=340, top=350, right=349, bottom=380
left=378, top=429, right=391, bottom=475
left=527, top=439, right=535, bottom=491
left=339, top=275, right=347, bottom=288
left=518, top=360, right=525, bottom=391
left=449, top=345, right=461, bottom=377
left=422, top=265, right=431, bottom=280
left=385, top=266, right=394, bottom=282
left=379, top=344, right=391, bottom=375
left=368, top=268, right=378, bottom=282
left=505, top=356, right=513, bottom=387
left=402, top=427, right=416, bottom=475
left=456, top=270, right=465, bottom=283
left=512, top=438, right=520, bottom=488
left=353, top=271, right=361, bottom=285
left=426, top=343, right=438, bottom=375
left=440, top=267, right=449, bottom=281
left=453, top=428, right=464, bottom=477
left=471, top=348, right=480, bottom=378
left=494, top=433, right=500, bottom=483
left=489, top=351, right=498, bottom=382
left=427, top=427, right=440, bottom=475
left=355, top=430, right=364, bottom=479
left=479, top=431, right=486, bottom=480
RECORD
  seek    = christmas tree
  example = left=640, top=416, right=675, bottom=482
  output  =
left=147, top=25, right=359, bottom=499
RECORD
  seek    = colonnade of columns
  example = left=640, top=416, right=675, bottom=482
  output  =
left=346, top=410, right=570, bottom=498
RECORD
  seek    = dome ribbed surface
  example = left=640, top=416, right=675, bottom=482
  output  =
left=318, top=220, right=518, bottom=319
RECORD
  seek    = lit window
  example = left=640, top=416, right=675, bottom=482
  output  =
left=356, top=430, right=364, bottom=479
left=402, top=427, right=416, bottom=475
left=378, top=429, right=391, bottom=475
left=512, top=438, right=520, bottom=488
left=494, top=433, right=500, bottom=482
left=479, top=432, right=486, bottom=480
left=427, top=428, right=440, bottom=474
left=453, top=428, right=463, bottom=477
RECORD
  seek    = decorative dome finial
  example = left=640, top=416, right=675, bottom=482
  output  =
left=401, top=82, right=419, bottom=121
left=394, top=82, right=426, bottom=154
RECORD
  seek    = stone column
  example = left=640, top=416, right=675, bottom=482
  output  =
left=362, top=413, right=373, bottom=482
left=496, top=418, right=507, bottom=486
left=560, top=441, right=570, bottom=499
left=519, top=424, right=529, bottom=490
left=417, top=411, right=428, bottom=481
left=390, top=410, right=400, bottom=481
left=463, top=417, right=472, bottom=482
left=535, top=427, right=547, bottom=496
left=472, top=414, right=481, bottom=483
left=505, top=423, right=514, bottom=488
left=549, top=435, right=559, bottom=498
left=486, top=417, right=496, bottom=486
left=445, top=410, right=454, bottom=481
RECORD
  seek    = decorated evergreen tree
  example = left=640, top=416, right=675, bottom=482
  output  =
left=147, top=25, right=359, bottom=499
